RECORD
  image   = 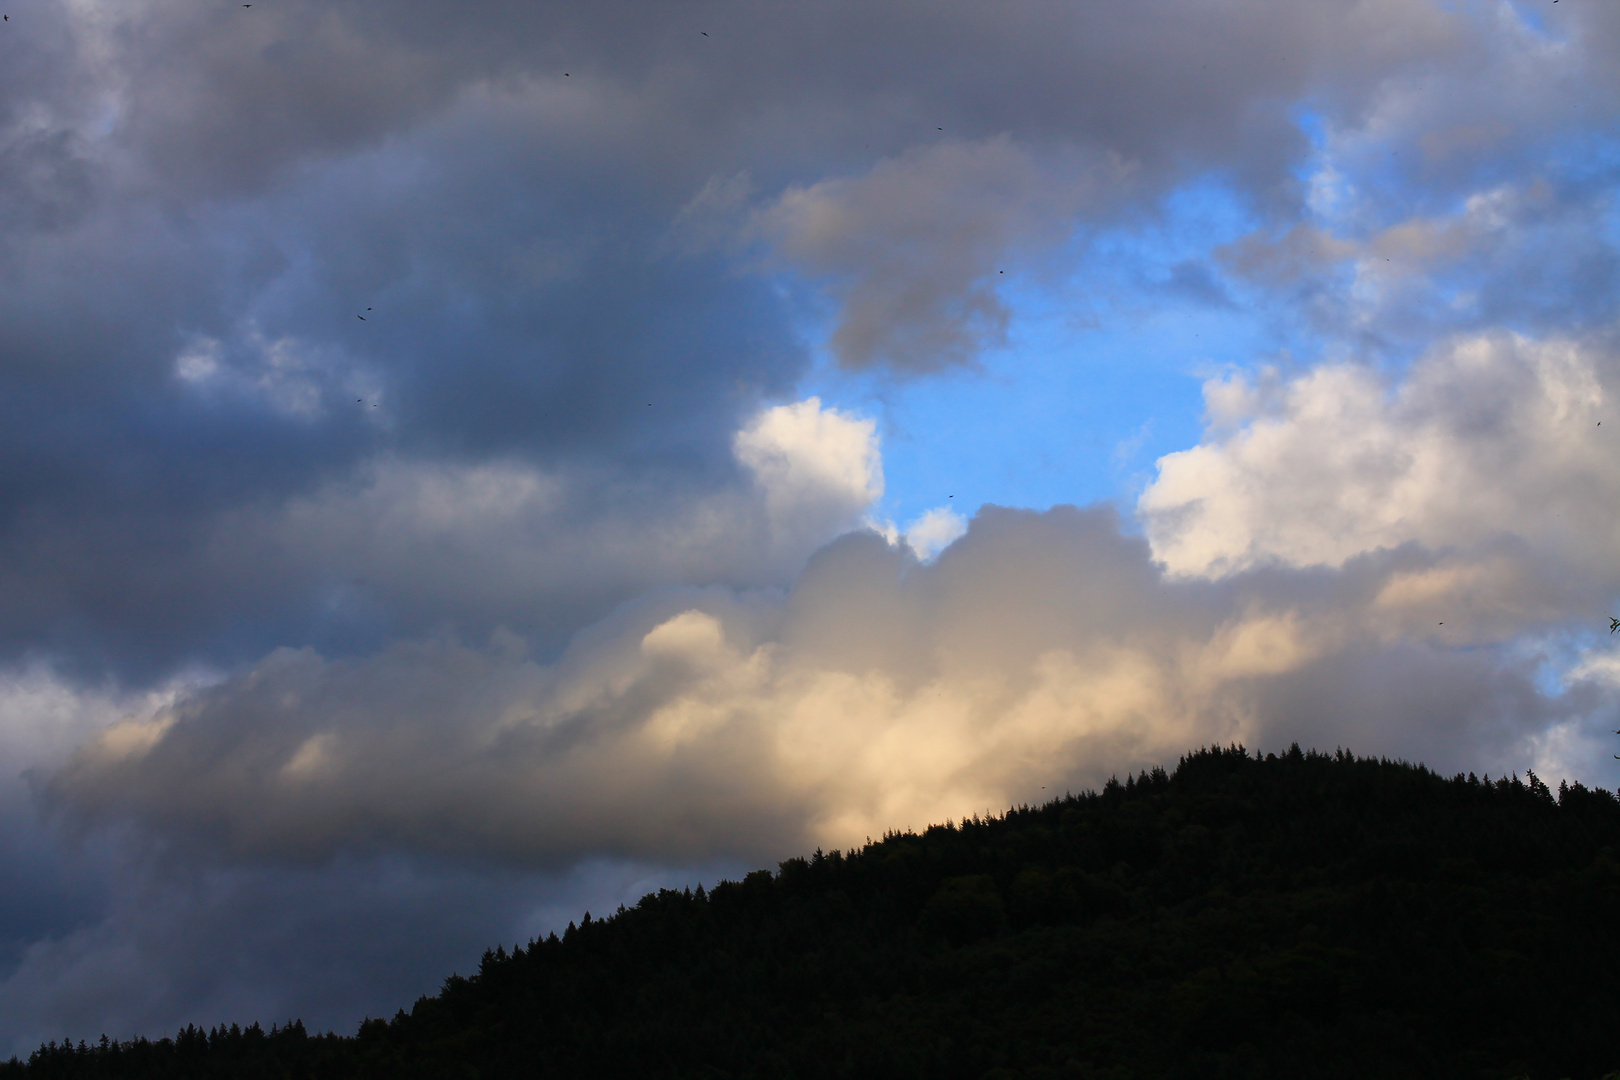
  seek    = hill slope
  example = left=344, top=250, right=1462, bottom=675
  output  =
left=10, top=745, right=1620, bottom=1079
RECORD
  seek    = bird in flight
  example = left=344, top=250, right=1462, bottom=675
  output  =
left=1610, top=616, right=1619, bottom=633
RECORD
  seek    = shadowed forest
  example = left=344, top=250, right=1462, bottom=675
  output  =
left=6, top=745, right=1620, bottom=1079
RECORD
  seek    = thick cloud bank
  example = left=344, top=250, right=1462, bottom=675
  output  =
left=46, top=504, right=1601, bottom=872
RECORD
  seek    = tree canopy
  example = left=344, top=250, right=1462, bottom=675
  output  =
left=9, top=745, right=1620, bottom=1079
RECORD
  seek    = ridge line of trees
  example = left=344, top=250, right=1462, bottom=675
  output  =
left=8, top=744, right=1620, bottom=1079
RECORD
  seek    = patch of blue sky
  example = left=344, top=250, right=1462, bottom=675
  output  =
left=1508, top=612, right=1620, bottom=700
left=798, top=177, right=1312, bottom=532
left=1533, top=646, right=1572, bottom=701
left=1290, top=104, right=1330, bottom=157
left=1607, top=184, right=1620, bottom=254
left=1555, top=131, right=1620, bottom=190
left=1501, top=0, right=1564, bottom=41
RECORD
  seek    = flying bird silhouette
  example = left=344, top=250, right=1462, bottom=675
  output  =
left=1609, top=616, right=1619, bottom=633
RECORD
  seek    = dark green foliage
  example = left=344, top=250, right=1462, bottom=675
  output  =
left=8, top=746, right=1620, bottom=1079
left=917, top=874, right=1007, bottom=945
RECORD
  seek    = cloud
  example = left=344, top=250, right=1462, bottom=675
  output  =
left=734, top=397, right=884, bottom=554
left=44, top=505, right=1612, bottom=874
left=0, top=846, right=732, bottom=1058
left=1217, top=181, right=1620, bottom=348
left=903, top=506, right=968, bottom=561
left=194, top=398, right=880, bottom=658
left=12, top=0, right=1460, bottom=204
left=1137, top=328, right=1620, bottom=787
left=0, top=387, right=873, bottom=684
left=0, top=0, right=1598, bottom=687
left=0, top=661, right=744, bottom=1058
left=1140, top=332, right=1620, bottom=599
left=749, top=138, right=1127, bottom=371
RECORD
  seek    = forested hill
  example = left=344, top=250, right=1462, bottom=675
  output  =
left=10, top=745, right=1620, bottom=1080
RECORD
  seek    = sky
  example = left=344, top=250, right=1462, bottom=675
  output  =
left=4, top=0, right=1620, bottom=1054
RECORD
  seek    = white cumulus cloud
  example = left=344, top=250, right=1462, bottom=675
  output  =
left=734, top=396, right=884, bottom=558
left=903, top=506, right=968, bottom=561
left=1140, top=332, right=1620, bottom=593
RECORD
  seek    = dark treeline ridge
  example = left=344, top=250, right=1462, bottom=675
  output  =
left=8, top=745, right=1620, bottom=1079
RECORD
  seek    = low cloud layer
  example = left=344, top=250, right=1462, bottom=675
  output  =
left=45, top=502, right=1606, bottom=873
left=0, top=840, right=730, bottom=1058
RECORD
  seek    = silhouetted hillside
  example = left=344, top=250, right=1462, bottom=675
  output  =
left=9, top=745, right=1620, bottom=1079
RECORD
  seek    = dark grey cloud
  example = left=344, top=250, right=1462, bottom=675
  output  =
left=0, top=798, right=106, bottom=977
left=0, top=133, right=807, bottom=680
left=58, top=1, right=1445, bottom=199
left=1156, top=259, right=1236, bottom=309
left=0, top=843, right=737, bottom=1058
left=0, top=661, right=742, bottom=1058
